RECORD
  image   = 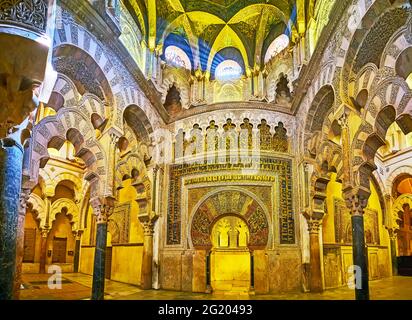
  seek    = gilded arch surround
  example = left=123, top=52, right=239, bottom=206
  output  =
left=188, top=187, right=272, bottom=250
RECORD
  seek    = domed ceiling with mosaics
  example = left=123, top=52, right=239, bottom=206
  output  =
left=126, top=0, right=299, bottom=72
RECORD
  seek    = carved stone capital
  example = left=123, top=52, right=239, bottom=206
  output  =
left=345, top=193, right=368, bottom=217
left=302, top=210, right=323, bottom=234
left=143, top=221, right=155, bottom=236
left=338, top=111, right=350, bottom=130
left=41, top=228, right=50, bottom=238
left=90, top=196, right=116, bottom=224
left=307, top=219, right=321, bottom=234
left=73, top=230, right=83, bottom=240
left=18, top=188, right=32, bottom=216
left=386, top=227, right=399, bottom=240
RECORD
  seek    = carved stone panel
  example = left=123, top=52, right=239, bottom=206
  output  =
left=334, top=198, right=380, bottom=245
left=107, top=202, right=131, bottom=244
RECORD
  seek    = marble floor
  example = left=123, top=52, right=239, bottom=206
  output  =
left=19, top=273, right=412, bottom=300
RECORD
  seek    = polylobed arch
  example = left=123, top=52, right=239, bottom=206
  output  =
left=27, top=193, right=47, bottom=229
left=352, top=102, right=412, bottom=196
left=115, top=153, right=149, bottom=191
left=50, top=198, right=80, bottom=231
left=49, top=74, right=107, bottom=124
left=27, top=108, right=107, bottom=198
left=159, top=72, right=191, bottom=109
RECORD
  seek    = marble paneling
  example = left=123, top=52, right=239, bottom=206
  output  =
left=254, top=250, right=269, bottom=294
left=160, top=252, right=182, bottom=291
left=192, top=250, right=207, bottom=293
left=181, top=251, right=193, bottom=292
left=267, top=249, right=301, bottom=293
left=111, top=245, right=143, bottom=286
left=323, top=245, right=343, bottom=288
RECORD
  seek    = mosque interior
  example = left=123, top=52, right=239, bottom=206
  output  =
left=0, top=0, right=412, bottom=301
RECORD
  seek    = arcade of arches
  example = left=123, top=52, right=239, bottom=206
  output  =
left=1, top=0, right=412, bottom=301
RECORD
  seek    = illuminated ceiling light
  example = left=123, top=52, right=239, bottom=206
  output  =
left=215, top=60, right=243, bottom=81
left=264, top=34, right=290, bottom=64
left=165, top=45, right=192, bottom=70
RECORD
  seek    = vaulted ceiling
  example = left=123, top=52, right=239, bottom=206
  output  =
left=125, top=0, right=307, bottom=71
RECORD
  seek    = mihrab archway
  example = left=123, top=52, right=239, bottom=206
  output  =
left=189, top=189, right=270, bottom=293
left=190, top=189, right=270, bottom=250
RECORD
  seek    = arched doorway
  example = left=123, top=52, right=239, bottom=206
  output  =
left=210, top=215, right=250, bottom=292
left=190, top=189, right=269, bottom=294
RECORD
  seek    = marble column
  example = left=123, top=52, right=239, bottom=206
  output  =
left=0, top=138, right=24, bottom=300
left=388, top=229, right=398, bottom=276
left=91, top=198, right=114, bottom=300
left=303, top=178, right=327, bottom=293
left=13, top=188, right=31, bottom=299
left=39, top=228, right=50, bottom=274
left=141, top=221, right=154, bottom=289
left=346, top=194, right=369, bottom=300
left=73, top=231, right=82, bottom=273
left=307, top=219, right=322, bottom=292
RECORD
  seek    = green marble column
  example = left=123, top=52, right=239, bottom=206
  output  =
left=0, top=138, right=23, bottom=300
left=351, top=215, right=369, bottom=300
left=91, top=222, right=107, bottom=300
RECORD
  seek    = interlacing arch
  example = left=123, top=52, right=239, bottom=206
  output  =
left=122, top=104, right=154, bottom=159
left=28, top=108, right=107, bottom=198
left=299, top=62, right=335, bottom=119
left=53, top=10, right=159, bottom=129
left=304, top=84, right=341, bottom=167
left=315, top=140, right=344, bottom=181
left=336, top=0, right=407, bottom=100
left=351, top=80, right=412, bottom=192
left=115, top=153, right=149, bottom=191
left=115, top=152, right=152, bottom=216
left=50, top=74, right=107, bottom=130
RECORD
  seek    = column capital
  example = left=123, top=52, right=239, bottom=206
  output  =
left=18, top=188, right=31, bottom=216
left=386, top=227, right=399, bottom=240
left=344, top=192, right=368, bottom=216
left=73, top=230, right=83, bottom=240
left=337, top=108, right=350, bottom=129
left=307, top=219, right=321, bottom=234
left=143, top=221, right=155, bottom=236
left=101, top=127, right=123, bottom=144
left=40, top=227, right=50, bottom=238
left=90, top=197, right=116, bottom=224
left=302, top=210, right=324, bottom=234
